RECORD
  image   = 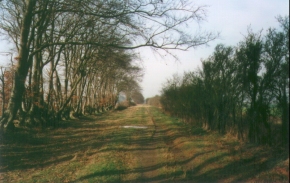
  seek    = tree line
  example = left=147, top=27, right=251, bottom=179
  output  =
left=0, top=0, right=216, bottom=130
left=160, top=16, right=289, bottom=147
left=146, top=95, right=161, bottom=108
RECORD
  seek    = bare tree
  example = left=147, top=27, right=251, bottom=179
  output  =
left=0, top=0, right=217, bottom=129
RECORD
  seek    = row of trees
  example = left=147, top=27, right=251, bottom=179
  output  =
left=131, top=91, right=145, bottom=104
left=161, top=16, right=289, bottom=147
left=146, top=95, right=161, bottom=107
left=0, top=0, right=216, bottom=129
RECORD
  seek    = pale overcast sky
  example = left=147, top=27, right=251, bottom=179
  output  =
left=0, top=0, right=289, bottom=99
left=140, top=0, right=289, bottom=99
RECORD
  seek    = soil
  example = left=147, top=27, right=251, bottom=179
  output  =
left=0, top=105, right=288, bottom=183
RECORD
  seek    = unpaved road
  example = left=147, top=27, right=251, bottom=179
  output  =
left=0, top=105, right=288, bottom=183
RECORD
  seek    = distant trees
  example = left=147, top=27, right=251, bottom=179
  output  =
left=0, top=0, right=216, bottom=129
left=131, top=91, right=145, bottom=104
left=161, top=16, right=289, bottom=147
left=146, top=95, right=162, bottom=108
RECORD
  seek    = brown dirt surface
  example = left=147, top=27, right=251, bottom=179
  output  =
left=0, top=105, right=288, bottom=183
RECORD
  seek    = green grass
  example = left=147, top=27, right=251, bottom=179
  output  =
left=76, top=154, right=123, bottom=183
left=0, top=105, right=288, bottom=183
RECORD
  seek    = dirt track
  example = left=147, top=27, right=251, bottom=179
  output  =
left=0, top=105, right=288, bottom=183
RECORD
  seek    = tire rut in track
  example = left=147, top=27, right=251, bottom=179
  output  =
left=121, top=106, right=181, bottom=182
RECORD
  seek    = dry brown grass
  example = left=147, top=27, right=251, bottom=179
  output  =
left=0, top=105, right=288, bottom=183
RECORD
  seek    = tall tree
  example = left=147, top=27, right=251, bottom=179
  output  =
left=0, top=0, right=217, bottom=129
left=0, top=0, right=37, bottom=129
left=264, top=16, right=289, bottom=146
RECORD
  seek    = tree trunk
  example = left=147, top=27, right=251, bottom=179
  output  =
left=281, top=91, right=289, bottom=148
left=0, top=69, right=5, bottom=117
left=0, top=0, right=36, bottom=129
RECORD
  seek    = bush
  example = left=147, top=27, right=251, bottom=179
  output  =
left=115, top=101, right=130, bottom=110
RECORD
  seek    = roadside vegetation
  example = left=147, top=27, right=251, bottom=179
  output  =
left=0, top=106, right=288, bottom=182
left=146, top=95, right=162, bottom=108
left=0, top=1, right=288, bottom=182
left=0, top=0, right=216, bottom=130
left=159, top=16, right=289, bottom=149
